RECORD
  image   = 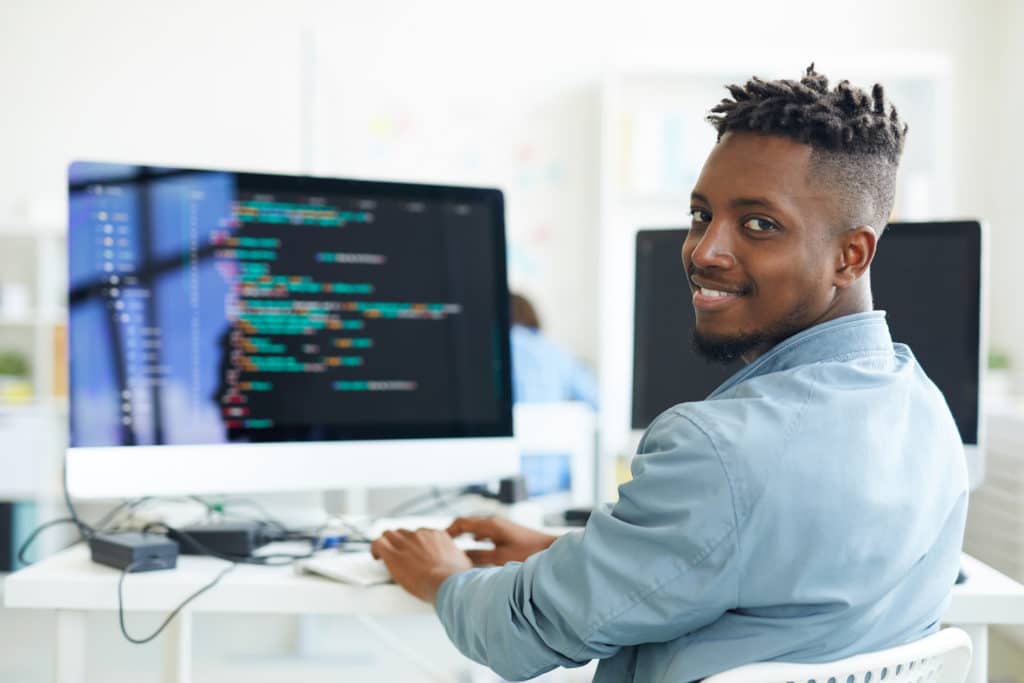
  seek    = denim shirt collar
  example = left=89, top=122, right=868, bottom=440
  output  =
left=708, top=311, right=894, bottom=399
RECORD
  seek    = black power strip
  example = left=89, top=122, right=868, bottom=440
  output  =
left=169, top=520, right=273, bottom=557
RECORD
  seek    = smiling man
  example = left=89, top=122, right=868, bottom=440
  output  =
left=371, top=66, right=968, bottom=682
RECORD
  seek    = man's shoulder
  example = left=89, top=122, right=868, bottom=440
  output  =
left=650, top=368, right=817, bottom=449
left=639, top=362, right=859, bottom=482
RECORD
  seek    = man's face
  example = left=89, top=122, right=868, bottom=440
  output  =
left=683, top=132, right=844, bottom=363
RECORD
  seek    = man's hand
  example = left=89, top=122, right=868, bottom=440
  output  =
left=370, top=528, right=473, bottom=603
left=446, top=516, right=558, bottom=566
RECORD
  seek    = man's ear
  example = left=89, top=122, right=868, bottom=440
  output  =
left=835, top=225, right=877, bottom=288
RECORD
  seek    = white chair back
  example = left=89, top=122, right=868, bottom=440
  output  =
left=702, top=627, right=972, bottom=683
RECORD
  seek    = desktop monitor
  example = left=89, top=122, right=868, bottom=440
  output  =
left=66, top=162, right=518, bottom=498
left=631, top=221, right=986, bottom=486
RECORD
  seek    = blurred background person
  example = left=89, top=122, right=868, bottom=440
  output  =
left=510, top=291, right=598, bottom=409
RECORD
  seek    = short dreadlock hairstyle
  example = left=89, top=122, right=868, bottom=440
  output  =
left=707, top=64, right=907, bottom=236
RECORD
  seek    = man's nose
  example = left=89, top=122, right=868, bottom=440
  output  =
left=690, top=223, right=736, bottom=269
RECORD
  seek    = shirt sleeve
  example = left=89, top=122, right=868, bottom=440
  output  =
left=434, top=409, right=742, bottom=681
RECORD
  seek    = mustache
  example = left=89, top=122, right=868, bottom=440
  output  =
left=686, top=266, right=754, bottom=296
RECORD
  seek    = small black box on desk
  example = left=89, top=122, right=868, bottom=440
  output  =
left=89, top=532, right=179, bottom=572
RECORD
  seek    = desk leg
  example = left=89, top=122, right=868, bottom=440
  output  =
left=293, top=614, right=320, bottom=655
left=959, top=623, right=988, bottom=683
left=161, top=611, right=193, bottom=683
left=54, top=610, right=86, bottom=683
left=356, top=615, right=452, bottom=682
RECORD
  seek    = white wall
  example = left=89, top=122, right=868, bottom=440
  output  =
left=0, top=0, right=1020, bottom=390
left=987, top=0, right=1024, bottom=392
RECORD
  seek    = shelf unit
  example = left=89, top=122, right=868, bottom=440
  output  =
left=0, top=220, right=67, bottom=503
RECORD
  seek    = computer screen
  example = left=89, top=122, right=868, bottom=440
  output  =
left=66, top=162, right=518, bottom=498
left=631, top=222, right=984, bottom=452
left=630, top=229, right=741, bottom=430
left=872, top=221, right=982, bottom=444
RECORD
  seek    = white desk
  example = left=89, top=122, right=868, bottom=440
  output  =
left=5, top=549, right=1024, bottom=683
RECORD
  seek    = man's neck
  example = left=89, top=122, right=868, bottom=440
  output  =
left=740, top=287, right=873, bottom=365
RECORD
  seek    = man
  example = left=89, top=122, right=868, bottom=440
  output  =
left=371, top=66, right=968, bottom=682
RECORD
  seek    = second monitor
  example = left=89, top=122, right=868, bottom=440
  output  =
left=631, top=221, right=985, bottom=485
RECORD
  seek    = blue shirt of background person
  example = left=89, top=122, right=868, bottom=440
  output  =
left=509, top=292, right=598, bottom=409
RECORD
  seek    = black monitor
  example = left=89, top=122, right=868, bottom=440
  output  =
left=631, top=222, right=984, bottom=477
left=66, top=162, right=518, bottom=498
left=631, top=228, right=741, bottom=430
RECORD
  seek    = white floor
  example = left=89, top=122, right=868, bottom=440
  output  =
left=988, top=628, right=1024, bottom=683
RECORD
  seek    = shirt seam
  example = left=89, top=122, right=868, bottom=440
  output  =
left=768, top=317, right=887, bottom=360
left=570, top=519, right=737, bottom=661
left=818, top=348, right=893, bottom=364
left=685, top=378, right=815, bottom=605
left=671, top=411, right=744, bottom=608
left=572, top=412, right=740, bottom=660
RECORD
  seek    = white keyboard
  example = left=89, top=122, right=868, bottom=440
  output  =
left=297, top=552, right=392, bottom=586
left=296, top=534, right=494, bottom=587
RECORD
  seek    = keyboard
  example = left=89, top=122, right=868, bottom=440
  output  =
left=297, top=552, right=392, bottom=586
left=296, top=535, right=494, bottom=587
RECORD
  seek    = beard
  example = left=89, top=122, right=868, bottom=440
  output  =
left=691, top=328, right=769, bottom=364
left=690, top=299, right=814, bottom=365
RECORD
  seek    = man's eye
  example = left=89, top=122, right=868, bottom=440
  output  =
left=744, top=218, right=777, bottom=233
left=690, top=209, right=711, bottom=224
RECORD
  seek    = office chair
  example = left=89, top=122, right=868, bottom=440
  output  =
left=702, top=627, right=972, bottom=683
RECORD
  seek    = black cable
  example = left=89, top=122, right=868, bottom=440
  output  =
left=317, top=516, right=374, bottom=544
left=15, top=473, right=129, bottom=565
left=405, top=492, right=460, bottom=517
left=379, top=487, right=452, bottom=519
left=20, top=479, right=320, bottom=645
left=15, top=497, right=159, bottom=567
left=93, top=497, right=150, bottom=533
left=200, top=496, right=290, bottom=533
left=16, top=518, right=80, bottom=566
left=117, top=559, right=236, bottom=644
left=378, top=484, right=494, bottom=520
left=60, top=461, right=92, bottom=539
left=112, top=512, right=313, bottom=646
left=17, top=463, right=140, bottom=566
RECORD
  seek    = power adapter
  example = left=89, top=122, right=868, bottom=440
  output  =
left=89, top=532, right=179, bottom=572
left=169, top=520, right=273, bottom=557
left=496, top=475, right=529, bottom=504
left=463, top=476, right=530, bottom=504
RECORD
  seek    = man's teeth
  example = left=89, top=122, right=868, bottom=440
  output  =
left=700, top=287, right=735, bottom=298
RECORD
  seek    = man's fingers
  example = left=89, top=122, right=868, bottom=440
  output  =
left=382, top=529, right=410, bottom=549
left=371, top=535, right=395, bottom=560
left=447, top=516, right=499, bottom=540
left=465, top=549, right=498, bottom=566
left=446, top=518, right=470, bottom=536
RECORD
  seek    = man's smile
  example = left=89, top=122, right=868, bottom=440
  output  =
left=692, top=288, right=742, bottom=311
left=689, top=274, right=748, bottom=311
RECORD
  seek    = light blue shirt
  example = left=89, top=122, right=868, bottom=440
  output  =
left=437, top=311, right=968, bottom=681
left=511, top=325, right=599, bottom=410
